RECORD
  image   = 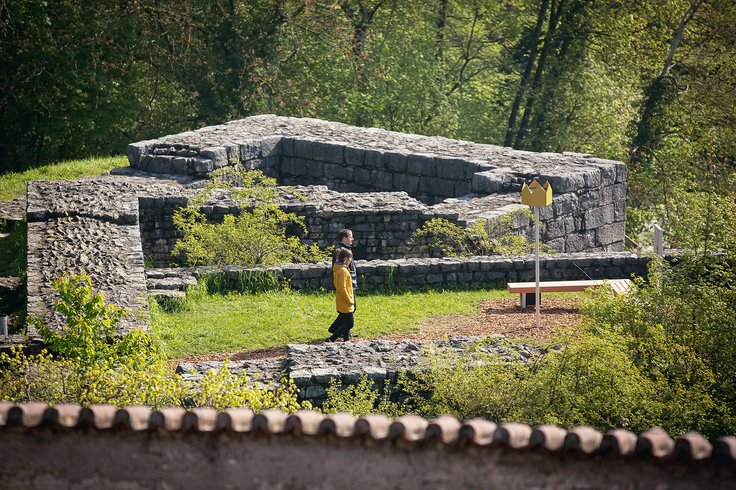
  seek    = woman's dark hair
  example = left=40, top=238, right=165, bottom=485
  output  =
left=336, top=248, right=353, bottom=262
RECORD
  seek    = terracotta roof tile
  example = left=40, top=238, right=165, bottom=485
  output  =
left=253, top=409, right=289, bottom=434
left=530, top=425, right=567, bottom=451
left=426, top=416, right=462, bottom=444
left=118, top=406, right=154, bottom=431
left=389, top=415, right=429, bottom=442
left=494, top=422, right=532, bottom=449
left=223, top=408, right=255, bottom=432
left=674, top=432, right=712, bottom=461
left=713, top=437, right=736, bottom=462
left=1, top=403, right=734, bottom=466
left=354, top=414, right=392, bottom=440
left=318, top=412, right=356, bottom=438
left=635, top=428, right=675, bottom=459
left=564, top=426, right=603, bottom=454
left=458, top=419, right=497, bottom=446
left=285, top=410, right=324, bottom=436
left=600, top=429, right=638, bottom=456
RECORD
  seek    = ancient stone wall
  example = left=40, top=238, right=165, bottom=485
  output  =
left=147, top=251, right=651, bottom=296
left=129, top=115, right=628, bottom=257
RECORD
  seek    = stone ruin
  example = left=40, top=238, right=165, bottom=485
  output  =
left=23, top=114, right=628, bottom=336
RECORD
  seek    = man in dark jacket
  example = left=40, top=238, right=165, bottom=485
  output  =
left=332, top=228, right=357, bottom=304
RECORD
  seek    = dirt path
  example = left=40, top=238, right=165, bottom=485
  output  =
left=173, top=298, right=581, bottom=364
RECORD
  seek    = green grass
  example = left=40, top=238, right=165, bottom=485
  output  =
left=0, top=221, right=26, bottom=277
left=149, top=287, right=514, bottom=359
left=0, top=155, right=128, bottom=202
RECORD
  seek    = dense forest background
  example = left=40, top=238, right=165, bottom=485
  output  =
left=1, top=0, right=734, bottom=239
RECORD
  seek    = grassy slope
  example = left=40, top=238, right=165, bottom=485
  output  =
left=150, top=288, right=512, bottom=358
left=0, top=155, right=128, bottom=202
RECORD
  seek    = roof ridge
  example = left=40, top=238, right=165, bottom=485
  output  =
left=1, top=402, right=734, bottom=466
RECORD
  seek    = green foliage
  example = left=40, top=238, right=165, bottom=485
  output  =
left=172, top=167, right=328, bottom=266
left=408, top=212, right=546, bottom=258
left=322, top=375, right=402, bottom=418
left=0, top=221, right=26, bottom=277
left=191, top=365, right=310, bottom=412
left=0, top=273, right=304, bottom=412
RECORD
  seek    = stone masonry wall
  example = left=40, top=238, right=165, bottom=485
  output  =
left=129, top=115, right=628, bottom=258
left=147, top=251, right=651, bottom=295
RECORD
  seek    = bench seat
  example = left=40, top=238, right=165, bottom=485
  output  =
left=507, top=279, right=632, bottom=308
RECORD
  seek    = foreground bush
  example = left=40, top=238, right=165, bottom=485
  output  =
left=0, top=273, right=308, bottom=411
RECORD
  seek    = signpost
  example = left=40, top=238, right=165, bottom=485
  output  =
left=521, top=179, right=553, bottom=328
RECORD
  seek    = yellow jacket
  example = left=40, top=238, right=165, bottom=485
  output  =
left=333, top=264, right=355, bottom=313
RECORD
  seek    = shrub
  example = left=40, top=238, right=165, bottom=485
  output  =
left=407, top=211, right=547, bottom=258
left=0, top=273, right=305, bottom=412
left=172, top=167, right=328, bottom=266
left=321, top=375, right=402, bottom=418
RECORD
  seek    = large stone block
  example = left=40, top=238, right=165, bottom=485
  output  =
left=436, top=157, right=468, bottom=180
left=393, top=173, right=420, bottom=194
left=200, top=147, right=228, bottom=168
left=311, top=140, right=345, bottom=164
left=364, top=149, right=384, bottom=168
left=583, top=204, right=614, bottom=230
left=553, top=193, right=577, bottom=217
left=595, top=222, right=625, bottom=246
left=407, top=154, right=435, bottom=176
left=345, top=146, right=365, bottom=166
left=565, top=233, right=595, bottom=252
left=547, top=173, right=586, bottom=194
left=371, top=170, right=393, bottom=190
left=383, top=151, right=408, bottom=173
left=472, top=171, right=505, bottom=194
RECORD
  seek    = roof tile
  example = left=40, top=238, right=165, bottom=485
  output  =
left=389, top=415, right=429, bottom=442
left=253, top=409, right=289, bottom=434
left=118, top=406, right=153, bottom=431
left=318, top=412, right=356, bottom=438
left=713, top=437, right=736, bottom=463
left=530, top=425, right=567, bottom=451
left=674, top=432, right=712, bottom=461
left=564, top=426, right=603, bottom=454
left=600, top=429, right=638, bottom=456
left=222, top=408, right=255, bottom=432
left=426, top=416, right=462, bottom=444
left=354, top=414, right=392, bottom=440
left=636, top=428, right=675, bottom=459
left=0, top=403, right=734, bottom=467
left=458, top=419, right=497, bottom=446
left=285, top=410, right=324, bottom=436
left=494, top=423, right=532, bottom=449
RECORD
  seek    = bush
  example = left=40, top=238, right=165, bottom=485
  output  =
left=0, top=273, right=306, bottom=412
left=407, top=212, right=548, bottom=258
left=173, top=167, right=328, bottom=266
left=321, top=375, right=402, bottom=418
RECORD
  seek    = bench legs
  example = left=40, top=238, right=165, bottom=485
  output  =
left=520, top=293, right=538, bottom=309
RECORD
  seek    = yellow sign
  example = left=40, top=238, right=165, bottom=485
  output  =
left=521, top=179, right=553, bottom=207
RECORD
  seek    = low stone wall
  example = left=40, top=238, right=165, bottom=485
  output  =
left=147, top=251, right=652, bottom=294
left=178, top=337, right=541, bottom=407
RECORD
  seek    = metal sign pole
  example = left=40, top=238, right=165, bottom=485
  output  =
left=535, top=206, right=540, bottom=329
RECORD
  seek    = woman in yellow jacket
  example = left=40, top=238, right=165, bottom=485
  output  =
left=327, top=248, right=355, bottom=342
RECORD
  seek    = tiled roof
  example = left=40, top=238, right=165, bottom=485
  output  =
left=2, top=402, right=735, bottom=466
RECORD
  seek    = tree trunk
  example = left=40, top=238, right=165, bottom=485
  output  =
left=504, top=0, right=550, bottom=147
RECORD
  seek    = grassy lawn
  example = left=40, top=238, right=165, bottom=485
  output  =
left=0, top=222, right=26, bottom=277
left=0, top=155, right=128, bottom=202
left=150, top=287, right=512, bottom=359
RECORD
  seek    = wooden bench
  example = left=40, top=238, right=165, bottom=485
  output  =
left=507, top=279, right=632, bottom=308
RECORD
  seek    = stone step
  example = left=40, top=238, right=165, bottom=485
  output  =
left=149, top=289, right=186, bottom=299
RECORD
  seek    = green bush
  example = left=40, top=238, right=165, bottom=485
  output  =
left=173, top=167, right=328, bottom=266
left=321, top=375, right=402, bottom=418
left=0, top=273, right=306, bottom=412
left=407, top=212, right=548, bottom=258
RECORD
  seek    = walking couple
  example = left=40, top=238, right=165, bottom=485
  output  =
left=327, top=228, right=357, bottom=342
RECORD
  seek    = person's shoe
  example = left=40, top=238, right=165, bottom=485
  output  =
left=350, top=333, right=360, bottom=338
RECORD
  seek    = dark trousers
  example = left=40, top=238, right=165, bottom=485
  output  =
left=328, top=312, right=354, bottom=341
